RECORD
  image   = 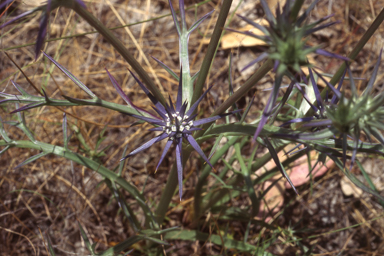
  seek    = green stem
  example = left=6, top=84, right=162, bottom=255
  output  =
left=201, top=145, right=286, bottom=213
left=193, top=136, right=239, bottom=221
left=234, top=142, right=259, bottom=217
left=192, top=0, right=233, bottom=105
left=180, top=25, right=192, bottom=104
left=289, top=0, right=305, bottom=21
left=154, top=0, right=234, bottom=226
left=213, top=59, right=273, bottom=116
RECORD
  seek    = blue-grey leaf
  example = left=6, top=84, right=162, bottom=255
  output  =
left=43, top=52, right=97, bottom=99
left=15, top=152, right=50, bottom=169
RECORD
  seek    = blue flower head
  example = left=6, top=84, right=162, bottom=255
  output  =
left=108, top=69, right=239, bottom=200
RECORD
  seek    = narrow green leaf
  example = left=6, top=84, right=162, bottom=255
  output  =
left=264, top=138, right=299, bottom=195
left=98, top=227, right=177, bottom=256
left=61, top=95, right=142, bottom=116
left=62, top=113, right=68, bottom=150
left=46, top=233, right=56, bottom=256
left=98, top=236, right=141, bottom=256
left=259, top=178, right=281, bottom=202
left=192, top=0, right=233, bottom=105
left=0, top=145, right=11, bottom=156
left=331, top=156, right=384, bottom=202
left=191, top=70, right=200, bottom=83
left=356, top=160, right=384, bottom=207
left=369, top=127, right=384, bottom=146
left=0, top=117, right=11, bottom=143
left=208, top=134, right=224, bottom=159
left=244, top=220, right=251, bottom=243
left=151, top=56, right=179, bottom=81
left=95, top=125, right=108, bottom=150
left=42, top=52, right=97, bottom=99
left=187, top=10, right=213, bottom=35
left=143, top=236, right=169, bottom=245
left=164, top=230, right=274, bottom=254
left=14, top=152, right=50, bottom=169
left=356, top=160, right=376, bottom=191
left=118, top=144, right=129, bottom=176
left=240, top=95, right=256, bottom=124
left=11, top=80, right=30, bottom=96
left=106, top=180, right=140, bottom=232
left=209, top=172, right=229, bottom=187
left=235, top=143, right=259, bottom=217
left=139, top=226, right=179, bottom=236
left=78, top=222, right=94, bottom=254
left=15, top=104, right=36, bottom=142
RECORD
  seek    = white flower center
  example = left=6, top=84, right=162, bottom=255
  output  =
left=164, top=112, right=192, bottom=139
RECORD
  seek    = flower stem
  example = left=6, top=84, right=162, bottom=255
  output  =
left=213, top=59, right=274, bottom=115
left=192, top=0, right=233, bottom=105
left=193, top=136, right=239, bottom=221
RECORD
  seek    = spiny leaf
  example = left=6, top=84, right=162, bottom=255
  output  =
left=105, top=68, right=134, bottom=107
left=78, top=222, right=94, bottom=254
left=363, top=48, right=382, bottom=96
left=43, top=52, right=97, bottom=99
left=188, top=10, right=214, bottom=35
left=15, top=104, right=36, bottom=142
left=151, top=56, right=179, bottom=81
left=264, top=137, right=298, bottom=195
left=331, top=156, right=384, bottom=202
left=62, top=113, right=69, bottom=150
left=168, top=0, right=181, bottom=35
left=14, top=152, right=50, bottom=169
left=0, top=117, right=11, bottom=143
left=45, top=232, right=56, bottom=256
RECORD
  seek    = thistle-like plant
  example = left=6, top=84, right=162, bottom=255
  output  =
left=107, top=68, right=239, bottom=200
left=282, top=50, right=384, bottom=171
left=321, top=51, right=384, bottom=167
left=232, top=0, right=350, bottom=142
left=233, top=0, right=348, bottom=75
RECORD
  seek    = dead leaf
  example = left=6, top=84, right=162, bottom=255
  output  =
left=340, top=176, right=363, bottom=197
left=221, top=19, right=268, bottom=49
left=19, top=0, right=46, bottom=10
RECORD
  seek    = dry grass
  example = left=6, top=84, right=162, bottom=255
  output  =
left=1, top=0, right=384, bottom=255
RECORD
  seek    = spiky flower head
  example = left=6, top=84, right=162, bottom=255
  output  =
left=325, top=50, right=384, bottom=143
left=234, top=0, right=348, bottom=75
left=282, top=49, right=384, bottom=168
left=109, top=69, right=239, bottom=200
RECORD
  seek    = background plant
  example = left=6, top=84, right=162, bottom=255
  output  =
left=1, top=0, right=384, bottom=255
